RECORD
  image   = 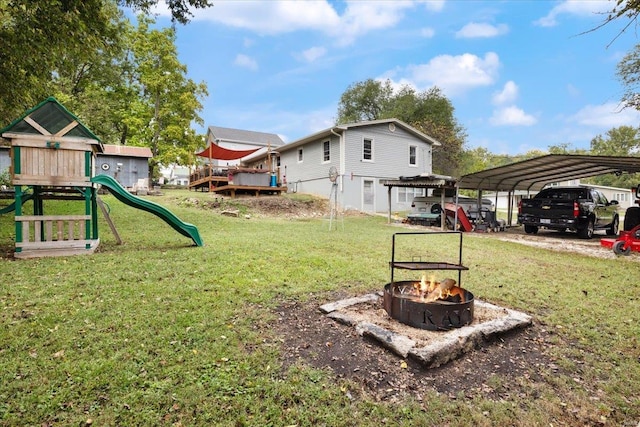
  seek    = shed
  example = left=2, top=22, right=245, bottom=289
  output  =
left=97, top=144, right=153, bottom=189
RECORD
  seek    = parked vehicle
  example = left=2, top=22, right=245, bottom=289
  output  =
left=407, top=194, right=495, bottom=228
left=410, top=195, right=494, bottom=215
left=517, top=186, right=619, bottom=239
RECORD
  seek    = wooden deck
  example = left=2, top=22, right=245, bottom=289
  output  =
left=211, top=185, right=287, bottom=197
left=189, top=165, right=286, bottom=197
left=188, top=174, right=229, bottom=191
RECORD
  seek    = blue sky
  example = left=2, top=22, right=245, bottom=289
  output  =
left=148, top=0, right=640, bottom=156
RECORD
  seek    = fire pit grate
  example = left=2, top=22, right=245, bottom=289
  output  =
left=385, top=231, right=473, bottom=331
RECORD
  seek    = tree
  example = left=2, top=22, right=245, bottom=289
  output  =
left=336, top=79, right=467, bottom=176
left=584, top=126, right=640, bottom=188
left=119, top=0, right=212, bottom=24
left=51, top=9, right=138, bottom=146
left=0, top=0, right=212, bottom=124
left=125, top=16, right=208, bottom=179
left=4, top=5, right=208, bottom=180
left=589, top=0, right=640, bottom=45
left=617, top=44, right=640, bottom=110
left=336, top=79, right=393, bottom=123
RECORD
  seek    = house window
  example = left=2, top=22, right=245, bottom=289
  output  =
left=323, top=140, right=330, bottom=162
left=398, top=187, right=425, bottom=203
left=298, top=148, right=303, bottom=163
left=409, top=145, right=417, bottom=166
left=614, top=192, right=628, bottom=202
left=363, top=138, right=373, bottom=161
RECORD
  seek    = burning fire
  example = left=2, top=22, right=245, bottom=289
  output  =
left=409, top=273, right=466, bottom=303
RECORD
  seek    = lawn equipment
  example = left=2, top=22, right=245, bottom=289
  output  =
left=600, top=184, right=640, bottom=255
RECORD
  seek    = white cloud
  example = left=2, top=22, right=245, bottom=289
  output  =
left=300, top=46, right=327, bottom=63
left=386, top=52, right=500, bottom=96
left=178, top=1, right=440, bottom=46
left=186, top=1, right=339, bottom=34
left=492, top=81, right=518, bottom=105
left=234, top=54, right=258, bottom=71
left=417, top=0, right=445, bottom=12
left=330, top=1, right=420, bottom=45
left=455, top=22, right=509, bottom=38
left=490, top=106, right=537, bottom=126
left=534, top=0, right=611, bottom=27
left=568, top=102, right=640, bottom=128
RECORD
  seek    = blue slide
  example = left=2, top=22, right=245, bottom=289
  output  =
left=91, top=174, right=203, bottom=247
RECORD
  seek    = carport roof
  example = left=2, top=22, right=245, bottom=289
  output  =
left=457, top=154, right=640, bottom=192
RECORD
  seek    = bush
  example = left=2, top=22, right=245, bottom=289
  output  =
left=0, top=168, right=10, bottom=188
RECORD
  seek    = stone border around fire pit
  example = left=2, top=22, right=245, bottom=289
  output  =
left=320, top=293, right=533, bottom=368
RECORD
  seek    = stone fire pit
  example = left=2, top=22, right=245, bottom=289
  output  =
left=320, top=292, right=532, bottom=368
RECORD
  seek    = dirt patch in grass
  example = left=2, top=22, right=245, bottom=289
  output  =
left=180, top=194, right=331, bottom=219
left=275, top=296, right=559, bottom=403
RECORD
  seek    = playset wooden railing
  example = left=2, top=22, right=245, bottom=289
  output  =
left=14, top=214, right=92, bottom=252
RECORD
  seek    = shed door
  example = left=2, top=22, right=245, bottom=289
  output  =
left=362, top=179, right=375, bottom=212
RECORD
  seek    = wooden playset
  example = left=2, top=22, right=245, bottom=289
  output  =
left=1, top=97, right=202, bottom=259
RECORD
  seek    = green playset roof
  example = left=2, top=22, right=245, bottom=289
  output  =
left=1, top=96, right=101, bottom=142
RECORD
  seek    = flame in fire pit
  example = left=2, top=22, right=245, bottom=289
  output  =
left=384, top=278, right=474, bottom=330
left=404, top=274, right=466, bottom=303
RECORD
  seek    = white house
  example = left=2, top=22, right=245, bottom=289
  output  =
left=244, top=118, right=440, bottom=213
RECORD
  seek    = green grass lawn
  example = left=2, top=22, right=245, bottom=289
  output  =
left=0, top=189, right=639, bottom=426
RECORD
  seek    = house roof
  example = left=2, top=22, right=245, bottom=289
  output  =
left=102, top=144, right=153, bottom=158
left=1, top=97, right=102, bottom=148
left=208, top=126, right=284, bottom=147
left=245, top=118, right=441, bottom=162
left=458, top=154, right=640, bottom=192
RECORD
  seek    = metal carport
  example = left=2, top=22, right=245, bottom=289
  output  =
left=457, top=154, right=640, bottom=225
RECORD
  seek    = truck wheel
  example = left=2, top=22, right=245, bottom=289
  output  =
left=613, top=241, right=631, bottom=256
left=606, top=215, right=619, bottom=236
left=624, top=207, right=640, bottom=231
left=579, top=219, right=594, bottom=239
left=524, top=225, right=538, bottom=234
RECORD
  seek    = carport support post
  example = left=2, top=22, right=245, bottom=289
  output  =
left=507, top=190, right=513, bottom=226
left=387, top=185, right=392, bottom=223
left=440, top=190, right=446, bottom=230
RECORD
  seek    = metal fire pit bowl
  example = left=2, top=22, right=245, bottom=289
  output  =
left=383, top=281, right=474, bottom=331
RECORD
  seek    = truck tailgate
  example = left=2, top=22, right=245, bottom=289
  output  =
left=520, top=199, right=576, bottom=219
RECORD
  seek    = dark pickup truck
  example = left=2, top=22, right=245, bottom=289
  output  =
left=517, top=187, right=619, bottom=239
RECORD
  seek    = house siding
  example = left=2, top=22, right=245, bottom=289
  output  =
left=271, top=121, right=434, bottom=213
left=341, top=124, right=432, bottom=212
left=0, top=147, right=10, bottom=175
left=96, top=155, right=150, bottom=188
left=279, top=135, right=341, bottom=198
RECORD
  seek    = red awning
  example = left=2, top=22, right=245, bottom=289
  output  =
left=196, top=143, right=260, bottom=161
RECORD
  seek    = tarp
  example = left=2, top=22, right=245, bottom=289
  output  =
left=196, top=143, right=260, bottom=161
